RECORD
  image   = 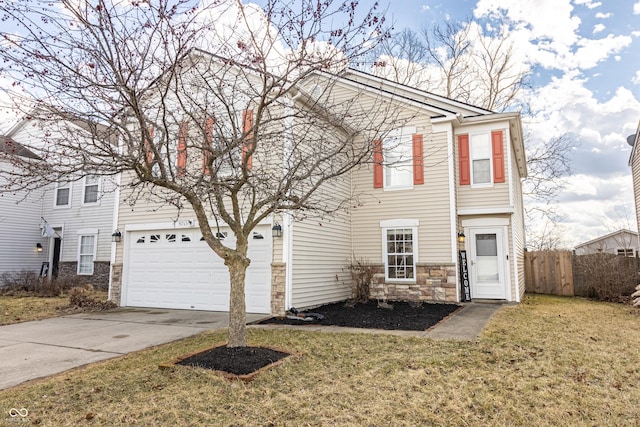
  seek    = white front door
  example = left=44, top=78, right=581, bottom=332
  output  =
left=468, top=227, right=507, bottom=299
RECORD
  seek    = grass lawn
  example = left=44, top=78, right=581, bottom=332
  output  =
left=1, top=294, right=639, bottom=426
left=0, top=295, right=69, bottom=325
left=0, top=291, right=110, bottom=325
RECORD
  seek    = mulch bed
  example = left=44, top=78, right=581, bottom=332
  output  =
left=176, top=346, right=290, bottom=377
left=257, top=300, right=461, bottom=331
left=171, top=300, right=460, bottom=379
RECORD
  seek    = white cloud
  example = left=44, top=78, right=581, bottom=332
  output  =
left=633, top=70, right=640, bottom=85
left=594, top=12, right=611, bottom=18
left=574, top=0, right=602, bottom=9
left=592, top=23, right=605, bottom=34
left=634, top=2, right=640, bottom=14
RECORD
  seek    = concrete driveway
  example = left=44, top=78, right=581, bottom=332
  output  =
left=0, top=308, right=266, bottom=390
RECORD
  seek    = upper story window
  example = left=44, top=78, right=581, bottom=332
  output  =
left=470, top=133, right=492, bottom=185
left=82, top=176, right=100, bottom=205
left=54, top=182, right=71, bottom=208
left=458, top=130, right=505, bottom=187
left=373, top=127, right=424, bottom=190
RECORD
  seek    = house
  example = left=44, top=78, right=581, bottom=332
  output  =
left=0, top=137, right=49, bottom=279
left=107, top=55, right=527, bottom=315
left=574, top=230, right=640, bottom=257
left=0, top=117, right=117, bottom=288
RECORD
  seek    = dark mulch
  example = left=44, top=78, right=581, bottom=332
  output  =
left=175, top=300, right=460, bottom=377
left=176, top=346, right=290, bottom=376
left=257, top=300, right=461, bottom=331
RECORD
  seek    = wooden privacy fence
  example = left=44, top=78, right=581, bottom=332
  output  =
left=525, top=250, right=574, bottom=296
left=525, top=250, right=640, bottom=297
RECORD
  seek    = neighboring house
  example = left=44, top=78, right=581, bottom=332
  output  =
left=108, top=55, right=527, bottom=315
left=0, top=117, right=117, bottom=288
left=0, top=137, right=49, bottom=279
left=574, top=229, right=640, bottom=257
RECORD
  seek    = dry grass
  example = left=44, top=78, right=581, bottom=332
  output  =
left=0, top=291, right=110, bottom=325
left=0, top=294, right=639, bottom=426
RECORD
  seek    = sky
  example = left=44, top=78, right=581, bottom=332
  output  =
left=1, top=0, right=638, bottom=248
left=378, top=0, right=640, bottom=248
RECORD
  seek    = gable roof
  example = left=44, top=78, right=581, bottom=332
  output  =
left=574, top=229, right=639, bottom=250
left=0, top=136, right=40, bottom=160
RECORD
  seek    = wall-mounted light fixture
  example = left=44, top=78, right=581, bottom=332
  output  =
left=111, top=230, right=122, bottom=243
left=36, top=243, right=43, bottom=252
left=457, top=231, right=465, bottom=244
left=272, top=223, right=282, bottom=238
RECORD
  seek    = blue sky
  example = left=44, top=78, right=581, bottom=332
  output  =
left=378, top=0, right=640, bottom=247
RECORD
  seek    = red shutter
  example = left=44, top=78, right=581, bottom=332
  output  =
left=242, top=109, right=254, bottom=170
left=373, top=139, right=383, bottom=188
left=412, top=134, right=424, bottom=185
left=203, top=116, right=214, bottom=174
left=458, top=134, right=470, bottom=185
left=177, top=121, right=188, bottom=177
left=144, top=127, right=154, bottom=165
left=491, top=130, right=505, bottom=183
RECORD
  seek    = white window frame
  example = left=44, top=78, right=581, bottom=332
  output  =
left=54, top=181, right=72, bottom=208
left=470, top=132, right=493, bottom=187
left=77, top=230, right=98, bottom=275
left=380, top=219, right=419, bottom=283
left=383, top=126, right=415, bottom=191
left=82, top=175, right=101, bottom=206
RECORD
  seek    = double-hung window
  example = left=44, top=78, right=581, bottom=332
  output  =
left=82, top=176, right=100, bottom=205
left=54, top=182, right=71, bottom=207
left=470, top=133, right=492, bottom=185
left=383, top=127, right=415, bottom=189
left=381, top=219, right=418, bottom=282
left=77, top=232, right=97, bottom=275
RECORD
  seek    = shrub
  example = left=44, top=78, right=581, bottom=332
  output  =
left=67, top=286, right=116, bottom=311
left=0, top=270, right=94, bottom=297
left=573, top=254, right=639, bottom=302
left=346, top=259, right=375, bottom=303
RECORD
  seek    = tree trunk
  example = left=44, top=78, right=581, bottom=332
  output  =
left=226, top=252, right=250, bottom=348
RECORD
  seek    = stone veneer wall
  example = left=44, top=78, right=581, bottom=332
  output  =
left=57, top=261, right=111, bottom=290
left=110, top=263, right=123, bottom=304
left=370, top=263, right=458, bottom=302
left=270, top=262, right=286, bottom=316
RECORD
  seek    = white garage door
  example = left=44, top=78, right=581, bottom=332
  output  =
left=123, top=226, right=271, bottom=314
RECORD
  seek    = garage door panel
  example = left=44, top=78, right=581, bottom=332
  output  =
left=124, top=227, right=271, bottom=313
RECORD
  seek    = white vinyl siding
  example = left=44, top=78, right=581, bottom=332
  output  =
left=78, top=234, right=97, bottom=274
left=42, top=176, right=116, bottom=264
left=0, top=161, right=49, bottom=276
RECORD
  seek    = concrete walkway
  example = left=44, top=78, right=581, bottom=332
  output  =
left=250, top=302, right=503, bottom=340
left=0, top=308, right=265, bottom=391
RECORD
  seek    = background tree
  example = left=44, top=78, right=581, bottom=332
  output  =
left=0, top=0, right=391, bottom=347
left=362, top=20, right=574, bottom=246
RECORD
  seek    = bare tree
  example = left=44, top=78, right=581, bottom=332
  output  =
left=0, top=0, right=391, bottom=347
left=365, top=20, right=574, bottom=245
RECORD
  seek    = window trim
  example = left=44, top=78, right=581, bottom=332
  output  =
left=380, top=219, right=419, bottom=283
left=382, top=126, right=416, bottom=191
left=81, top=175, right=101, bottom=206
left=53, top=181, right=72, bottom=209
left=77, top=232, right=98, bottom=275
